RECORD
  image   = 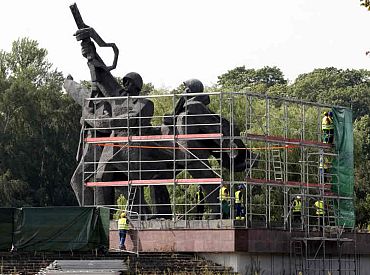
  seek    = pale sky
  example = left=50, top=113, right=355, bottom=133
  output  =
left=1, top=0, right=369, bottom=89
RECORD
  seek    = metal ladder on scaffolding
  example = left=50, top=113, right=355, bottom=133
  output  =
left=325, top=198, right=338, bottom=237
left=125, top=185, right=138, bottom=212
left=271, top=148, right=284, bottom=181
left=291, top=240, right=304, bottom=274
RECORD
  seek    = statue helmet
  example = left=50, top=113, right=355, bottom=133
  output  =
left=183, top=79, right=204, bottom=93
left=123, top=72, right=143, bottom=91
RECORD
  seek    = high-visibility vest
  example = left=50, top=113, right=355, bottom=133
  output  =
left=315, top=200, right=324, bottom=215
left=319, top=156, right=330, bottom=169
left=219, top=186, right=229, bottom=201
left=235, top=190, right=243, bottom=204
left=322, top=116, right=334, bottom=130
left=196, top=191, right=204, bottom=204
left=293, top=199, right=302, bottom=213
left=118, top=218, right=129, bottom=230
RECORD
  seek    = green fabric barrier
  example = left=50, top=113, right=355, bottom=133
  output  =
left=97, top=207, right=110, bottom=245
left=13, top=207, right=109, bottom=251
left=0, top=208, right=15, bottom=250
left=331, top=107, right=355, bottom=228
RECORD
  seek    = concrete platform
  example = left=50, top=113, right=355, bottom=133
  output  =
left=109, top=219, right=368, bottom=254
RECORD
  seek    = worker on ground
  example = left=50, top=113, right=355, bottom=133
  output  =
left=235, top=185, right=245, bottom=220
left=292, top=196, right=302, bottom=225
left=219, top=183, right=230, bottom=219
left=314, top=199, right=325, bottom=231
left=195, top=185, right=205, bottom=220
left=118, top=212, right=129, bottom=250
left=321, top=111, right=334, bottom=144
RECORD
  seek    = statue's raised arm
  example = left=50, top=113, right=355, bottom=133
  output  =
left=69, top=3, right=122, bottom=99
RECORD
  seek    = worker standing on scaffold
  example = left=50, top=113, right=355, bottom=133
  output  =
left=319, top=155, right=332, bottom=184
left=235, top=185, right=245, bottom=220
left=314, top=199, right=325, bottom=231
left=219, top=183, right=230, bottom=219
left=195, top=185, right=205, bottom=220
left=292, top=195, right=302, bottom=225
left=321, top=111, right=334, bottom=144
left=118, top=212, right=130, bottom=250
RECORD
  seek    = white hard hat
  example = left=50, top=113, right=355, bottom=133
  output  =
left=297, top=196, right=301, bottom=199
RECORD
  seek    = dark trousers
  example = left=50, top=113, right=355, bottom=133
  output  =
left=196, top=205, right=204, bottom=220
left=317, top=215, right=324, bottom=230
left=323, top=129, right=334, bottom=144
left=235, top=203, right=244, bottom=219
left=221, top=200, right=230, bottom=219
left=119, top=229, right=127, bottom=249
left=293, top=211, right=301, bottom=224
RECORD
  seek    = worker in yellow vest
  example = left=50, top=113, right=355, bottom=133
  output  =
left=195, top=185, right=205, bottom=220
left=314, top=200, right=325, bottom=231
left=321, top=111, right=334, bottom=144
left=292, top=196, right=302, bottom=225
left=235, top=185, right=245, bottom=220
left=219, top=183, right=230, bottom=219
left=319, top=155, right=331, bottom=184
left=118, top=212, right=129, bottom=250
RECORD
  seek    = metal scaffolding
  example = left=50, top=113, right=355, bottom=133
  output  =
left=80, top=91, right=356, bottom=273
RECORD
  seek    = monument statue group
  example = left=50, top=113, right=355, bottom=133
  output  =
left=64, top=4, right=256, bottom=217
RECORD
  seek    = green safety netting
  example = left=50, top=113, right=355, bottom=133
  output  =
left=331, top=107, right=355, bottom=228
left=0, top=206, right=109, bottom=252
left=0, top=208, right=16, bottom=250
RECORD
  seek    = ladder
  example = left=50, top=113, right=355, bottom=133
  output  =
left=292, top=240, right=304, bottom=274
left=125, top=185, right=138, bottom=213
left=325, top=199, right=338, bottom=236
left=271, top=149, right=284, bottom=181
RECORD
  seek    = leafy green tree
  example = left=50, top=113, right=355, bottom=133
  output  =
left=0, top=38, right=80, bottom=207
left=290, top=67, right=370, bottom=120
left=353, top=115, right=370, bottom=224
left=217, top=66, right=287, bottom=90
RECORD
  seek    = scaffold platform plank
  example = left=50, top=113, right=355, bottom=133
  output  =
left=85, top=133, right=223, bottom=144
left=245, top=178, right=331, bottom=189
left=85, top=177, right=222, bottom=187
left=245, top=134, right=333, bottom=148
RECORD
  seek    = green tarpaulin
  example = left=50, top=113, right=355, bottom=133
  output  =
left=0, top=207, right=109, bottom=252
left=331, top=107, right=355, bottom=228
left=0, top=208, right=15, bottom=250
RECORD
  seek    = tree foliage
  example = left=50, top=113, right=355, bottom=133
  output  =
left=217, top=66, right=287, bottom=90
left=289, top=67, right=370, bottom=120
left=361, top=0, right=370, bottom=10
left=0, top=38, right=80, bottom=207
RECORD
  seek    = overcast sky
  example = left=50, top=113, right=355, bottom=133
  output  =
left=1, top=0, right=369, bottom=89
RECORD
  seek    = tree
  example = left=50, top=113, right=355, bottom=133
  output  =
left=361, top=0, right=370, bottom=10
left=217, top=66, right=287, bottom=90
left=290, top=67, right=370, bottom=120
left=353, top=115, right=370, bottom=225
left=0, top=38, right=80, bottom=207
